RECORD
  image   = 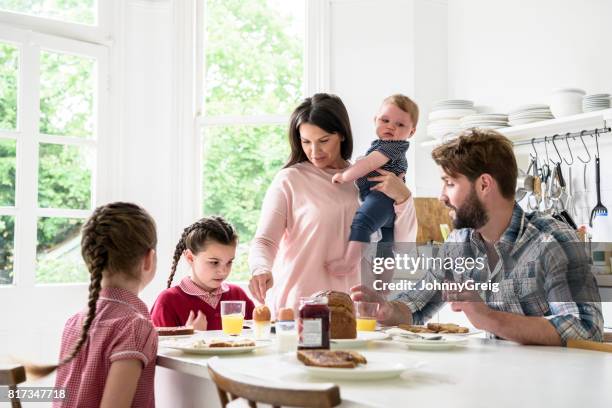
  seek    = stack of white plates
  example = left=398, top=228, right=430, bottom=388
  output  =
left=459, top=113, right=509, bottom=130
left=583, top=94, right=611, bottom=112
left=508, top=104, right=554, bottom=126
left=427, top=99, right=475, bottom=140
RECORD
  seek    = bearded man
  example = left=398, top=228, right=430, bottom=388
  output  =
left=352, top=128, right=603, bottom=345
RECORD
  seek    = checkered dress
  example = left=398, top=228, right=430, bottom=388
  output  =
left=393, top=204, right=604, bottom=344
left=54, top=287, right=157, bottom=407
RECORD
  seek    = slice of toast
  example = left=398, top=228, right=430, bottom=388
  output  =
left=297, top=350, right=367, bottom=369
left=427, top=323, right=469, bottom=333
left=156, top=326, right=195, bottom=336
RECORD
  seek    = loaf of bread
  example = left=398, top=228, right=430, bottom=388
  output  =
left=297, top=350, right=367, bottom=368
left=313, top=290, right=356, bottom=339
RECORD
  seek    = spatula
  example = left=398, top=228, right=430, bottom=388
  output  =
left=590, top=157, right=608, bottom=227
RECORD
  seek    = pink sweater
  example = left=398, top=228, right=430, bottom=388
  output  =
left=248, top=161, right=418, bottom=314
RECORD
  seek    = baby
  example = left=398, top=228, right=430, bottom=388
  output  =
left=328, top=94, right=418, bottom=276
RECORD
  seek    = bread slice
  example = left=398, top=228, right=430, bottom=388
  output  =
left=297, top=350, right=367, bottom=369
left=156, top=326, right=195, bottom=336
left=398, top=324, right=436, bottom=333
left=427, top=323, right=469, bottom=333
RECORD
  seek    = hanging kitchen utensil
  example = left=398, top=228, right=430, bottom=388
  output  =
left=590, top=130, right=608, bottom=226
left=566, top=165, right=576, bottom=217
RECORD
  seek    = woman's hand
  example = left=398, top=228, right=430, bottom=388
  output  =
left=185, top=310, right=207, bottom=331
left=368, top=168, right=411, bottom=204
left=249, top=271, right=274, bottom=303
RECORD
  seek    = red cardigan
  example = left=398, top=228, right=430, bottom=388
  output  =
left=150, top=284, right=255, bottom=330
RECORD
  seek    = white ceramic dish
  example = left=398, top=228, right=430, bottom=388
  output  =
left=293, top=352, right=409, bottom=381
left=391, top=336, right=468, bottom=351
left=429, top=109, right=476, bottom=121
left=164, top=341, right=270, bottom=355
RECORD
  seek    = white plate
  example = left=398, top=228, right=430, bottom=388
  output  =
left=384, top=327, right=482, bottom=338
left=158, top=334, right=196, bottom=341
left=330, top=331, right=388, bottom=348
left=391, top=336, right=468, bottom=350
left=164, top=342, right=269, bottom=355
left=297, top=353, right=408, bottom=381
left=429, top=109, right=476, bottom=120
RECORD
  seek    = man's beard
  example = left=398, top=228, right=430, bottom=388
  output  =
left=446, top=186, right=489, bottom=229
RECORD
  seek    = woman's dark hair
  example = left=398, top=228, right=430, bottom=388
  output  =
left=167, top=216, right=238, bottom=288
left=284, top=93, right=353, bottom=168
left=26, top=202, right=157, bottom=378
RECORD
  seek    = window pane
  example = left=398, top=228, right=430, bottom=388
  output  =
left=40, top=50, right=95, bottom=137
left=202, top=124, right=289, bottom=281
left=0, top=0, right=96, bottom=25
left=204, top=0, right=304, bottom=116
left=38, top=143, right=92, bottom=209
left=0, top=41, right=18, bottom=131
left=0, top=215, right=15, bottom=285
left=0, top=139, right=16, bottom=206
left=36, top=216, right=87, bottom=283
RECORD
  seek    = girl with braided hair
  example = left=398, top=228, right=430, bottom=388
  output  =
left=151, top=216, right=254, bottom=330
left=25, top=202, right=158, bottom=407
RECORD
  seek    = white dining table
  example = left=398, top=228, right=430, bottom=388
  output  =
left=155, top=330, right=612, bottom=408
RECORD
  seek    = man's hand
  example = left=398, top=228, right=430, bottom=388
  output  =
left=350, top=284, right=393, bottom=321
left=332, top=172, right=345, bottom=184
left=443, top=287, right=493, bottom=330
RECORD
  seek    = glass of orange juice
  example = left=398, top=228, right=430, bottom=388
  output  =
left=355, top=301, right=378, bottom=331
left=221, top=301, right=245, bottom=336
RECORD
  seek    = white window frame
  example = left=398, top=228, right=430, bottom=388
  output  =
left=0, top=3, right=111, bottom=289
left=0, top=0, right=112, bottom=45
left=194, top=0, right=330, bottom=213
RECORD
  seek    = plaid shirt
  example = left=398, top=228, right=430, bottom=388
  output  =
left=394, top=204, right=603, bottom=344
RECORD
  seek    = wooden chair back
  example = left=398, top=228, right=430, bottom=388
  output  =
left=207, top=358, right=341, bottom=408
left=0, top=365, right=26, bottom=408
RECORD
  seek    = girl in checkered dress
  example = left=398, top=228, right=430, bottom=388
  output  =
left=26, top=202, right=159, bottom=407
left=151, top=216, right=254, bottom=331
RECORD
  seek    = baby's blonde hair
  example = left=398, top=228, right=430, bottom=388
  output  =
left=383, top=94, right=419, bottom=126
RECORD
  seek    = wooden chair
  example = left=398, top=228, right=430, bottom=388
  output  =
left=207, top=358, right=341, bottom=408
left=0, top=365, right=26, bottom=408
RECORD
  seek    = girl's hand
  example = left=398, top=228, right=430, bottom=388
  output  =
left=249, top=271, right=273, bottom=303
left=186, top=310, right=207, bottom=331
left=332, top=172, right=345, bottom=184
left=368, top=169, right=411, bottom=204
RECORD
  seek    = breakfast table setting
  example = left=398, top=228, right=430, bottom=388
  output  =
left=155, top=324, right=612, bottom=408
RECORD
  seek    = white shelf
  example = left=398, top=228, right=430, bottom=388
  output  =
left=421, top=108, right=612, bottom=147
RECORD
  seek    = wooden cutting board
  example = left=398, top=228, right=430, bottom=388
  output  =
left=413, top=197, right=453, bottom=243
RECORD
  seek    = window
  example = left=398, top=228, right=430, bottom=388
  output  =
left=199, top=0, right=305, bottom=281
left=0, top=0, right=97, bottom=25
left=0, top=19, right=107, bottom=286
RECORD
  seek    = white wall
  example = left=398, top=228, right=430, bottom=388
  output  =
left=444, top=0, right=612, bottom=237
left=329, top=0, right=448, bottom=193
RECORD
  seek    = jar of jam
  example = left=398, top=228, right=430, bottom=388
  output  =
left=298, top=296, right=330, bottom=350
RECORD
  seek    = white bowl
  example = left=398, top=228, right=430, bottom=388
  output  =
left=550, top=88, right=586, bottom=118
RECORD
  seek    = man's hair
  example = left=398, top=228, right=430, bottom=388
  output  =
left=383, top=94, right=419, bottom=126
left=431, top=128, right=517, bottom=199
